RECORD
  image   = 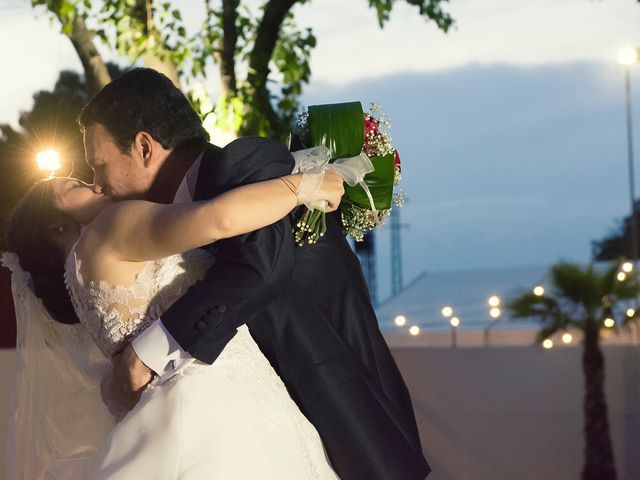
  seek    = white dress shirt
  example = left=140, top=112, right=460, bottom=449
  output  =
left=131, top=152, right=204, bottom=381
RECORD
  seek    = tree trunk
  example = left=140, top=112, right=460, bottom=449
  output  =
left=581, top=322, right=617, bottom=480
left=135, top=0, right=181, bottom=88
left=241, top=0, right=297, bottom=139
left=208, top=0, right=240, bottom=139
left=67, top=15, right=111, bottom=96
left=215, top=0, right=239, bottom=98
left=143, top=47, right=181, bottom=88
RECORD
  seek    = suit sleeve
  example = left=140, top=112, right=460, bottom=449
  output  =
left=159, top=137, right=297, bottom=364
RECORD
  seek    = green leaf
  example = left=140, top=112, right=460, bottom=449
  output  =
left=306, top=101, right=394, bottom=210
left=550, top=262, right=601, bottom=310
left=59, top=3, right=75, bottom=17
left=308, top=102, right=364, bottom=158
left=344, top=153, right=395, bottom=210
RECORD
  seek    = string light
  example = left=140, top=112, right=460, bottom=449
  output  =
left=562, top=333, right=573, bottom=344
left=627, top=308, right=636, bottom=318
left=489, top=307, right=501, bottom=318
left=394, top=315, right=407, bottom=327
left=617, top=272, right=627, bottom=282
left=441, top=306, right=453, bottom=317
left=409, top=325, right=420, bottom=336
left=488, top=295, right=500, bottom=307
left=622, top=261, right=634, bottom=273
left=604, top=318, right=615, bottom=328
left=533, top=285, right=544, bottom=296
left=450, top=317, right=460, bottom=327
left=542, top=339, right=553, bottom=349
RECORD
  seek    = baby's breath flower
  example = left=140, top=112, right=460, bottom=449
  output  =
left=393, top=191, right=406, bottom=208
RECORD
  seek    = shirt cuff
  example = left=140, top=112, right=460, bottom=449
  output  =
left=131, top=319, right=193, bottom=381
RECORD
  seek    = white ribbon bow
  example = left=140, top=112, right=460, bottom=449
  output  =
left=292, top=146, right=378, bottom=218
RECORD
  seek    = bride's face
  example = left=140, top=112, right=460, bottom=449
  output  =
left=53, top=178, right=113, bottom=226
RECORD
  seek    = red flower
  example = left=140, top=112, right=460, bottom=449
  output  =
left=364, top=114, right=379, bottom=139
left=394, top=149, right=401, bottom=169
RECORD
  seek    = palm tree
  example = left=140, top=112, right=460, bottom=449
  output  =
left=507, top=260, right=640, bottom=480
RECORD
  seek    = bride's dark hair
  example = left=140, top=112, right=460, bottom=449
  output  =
left=5, top=179, right=80, bottom=324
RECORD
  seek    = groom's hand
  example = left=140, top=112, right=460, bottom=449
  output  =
left=102, top=343, right=155, bottom=416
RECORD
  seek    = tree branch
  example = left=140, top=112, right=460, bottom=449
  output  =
left=248, top=0, right=297, bottom=89
left=134, top=0, right=181, bottom=88
left=212, top=0, right=238, bottom=97
left=65, top=15, right=111, bottom=96
left=244, top=0, right=298, bottom=136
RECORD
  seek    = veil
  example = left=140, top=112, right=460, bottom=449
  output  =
left=1, top=252, right=115, bottom=479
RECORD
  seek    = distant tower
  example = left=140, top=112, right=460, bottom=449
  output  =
left=390, top=207, right=403, bottom=297
left=355, top=232, right=377, bottom=306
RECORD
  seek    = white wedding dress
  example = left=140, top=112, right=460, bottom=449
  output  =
left=61, top=245, right=340, bottom=479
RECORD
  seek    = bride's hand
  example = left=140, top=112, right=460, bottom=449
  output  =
left=306, top=170, right=345, bottom=213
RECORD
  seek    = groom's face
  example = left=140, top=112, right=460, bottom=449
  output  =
left=84, top=124, right=152, bottom=200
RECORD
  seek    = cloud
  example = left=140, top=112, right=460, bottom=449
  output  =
left=300, top=61, right=639, bottom=296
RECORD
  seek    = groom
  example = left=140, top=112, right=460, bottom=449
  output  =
left=80, top=68, right=430, bottom=480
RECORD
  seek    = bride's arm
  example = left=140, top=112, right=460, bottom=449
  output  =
left=86, top=172, right=343, bottom=262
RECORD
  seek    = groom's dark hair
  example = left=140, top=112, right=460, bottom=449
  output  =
left=78, top=68, right=209, bottom=153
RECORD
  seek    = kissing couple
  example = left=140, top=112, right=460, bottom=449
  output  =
left=4, top=68, right=430, bottom=480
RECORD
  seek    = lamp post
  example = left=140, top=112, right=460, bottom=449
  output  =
left=449, top=316, right=459, bottom=348
left=441, top=306, right=456, bottom=348
left=483, top=295, right=501, bottom=347
left=618, top=47, right=640, bottom=259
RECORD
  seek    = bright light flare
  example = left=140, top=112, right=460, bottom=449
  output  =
left=450, top=316, right=460, bottom=327
left=489, top=307, right=501, bottom=319
left=618, top=47, right=639, bottom=65
left=542, top=339, right=554, bottom=349
left=36, top=150, right=61, bottom=174
left=409, top=325, right=420, bottom=336
left=627, top=308, right=636, bottom=318
left=488, top=295, right=500, bottom=307
left=394, top=315, right=407, bottom=327
left=617, top=272, right=627, bottom=282
left=604, top=318, right=615, bottom=328
left=533, top=285, right=544, bottom=296
left=562, top=333, right=573, bottom=344
left=441, top=306, right=453, bottom=318
left=622, top=261, right=634, bottom=273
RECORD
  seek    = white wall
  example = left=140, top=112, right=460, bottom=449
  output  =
left=391, top=345, right=640, bottom=480
left=1, top=346, right=638, bottom=480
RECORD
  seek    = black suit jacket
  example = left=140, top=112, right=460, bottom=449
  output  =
left=161, top=138, right=431, bottom=480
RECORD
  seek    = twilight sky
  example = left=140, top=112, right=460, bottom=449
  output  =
left=1, top=0, right=640, bottom=301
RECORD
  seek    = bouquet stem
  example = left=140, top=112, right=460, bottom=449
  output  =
left=294, top=208, right=327, bottom=246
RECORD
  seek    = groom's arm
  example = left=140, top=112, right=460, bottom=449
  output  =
left=140, top=138, right=296, bottom=370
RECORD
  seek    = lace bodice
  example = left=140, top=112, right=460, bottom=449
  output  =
left=64, top=246, right=214, bottom=358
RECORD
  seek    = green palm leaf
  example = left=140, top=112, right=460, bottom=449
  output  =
left=508, top=260, right=640, bottom=336
left=549, top=262, right=600, bottom=311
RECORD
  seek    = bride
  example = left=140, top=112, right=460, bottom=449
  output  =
left=4, top=170, right=343, bottom=479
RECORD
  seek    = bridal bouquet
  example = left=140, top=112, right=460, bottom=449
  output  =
left=290, top=101, right=403, bottom=244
